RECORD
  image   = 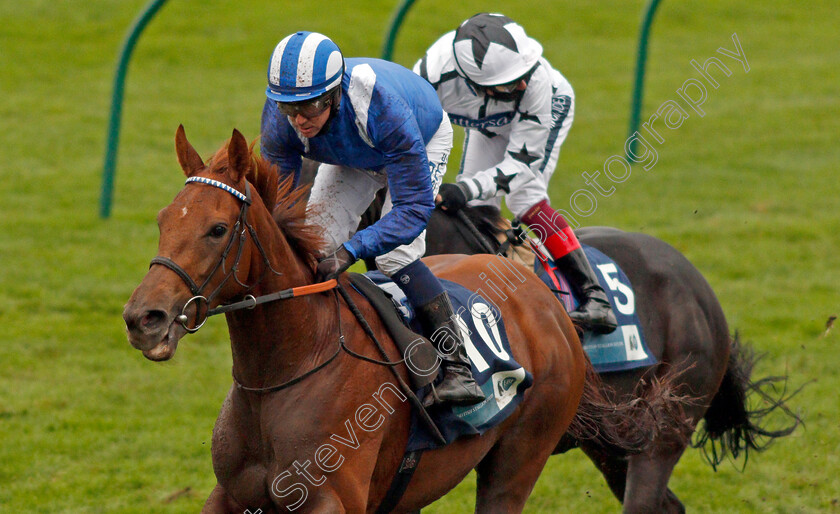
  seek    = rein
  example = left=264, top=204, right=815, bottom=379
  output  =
left=454, top=209, right=497, bottom=254
left=232, top=289, right=345, bottom=394
left=458, top=212, right=571, bottom=300
left=203, top=279, right=337, bottom=317
left=231, top=285, right=416, bottom=397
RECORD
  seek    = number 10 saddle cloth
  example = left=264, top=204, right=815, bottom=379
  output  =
left=352, top=271, right=533, bottom=451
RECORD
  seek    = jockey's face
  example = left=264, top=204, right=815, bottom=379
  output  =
left=485, top=79, right=527, bottom=97
left=288, top=107, right=331, bottom=138
left=276, top=91, right=334, bottom=138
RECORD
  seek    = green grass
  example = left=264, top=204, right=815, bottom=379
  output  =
left=1, top=0, right=838, bottom=511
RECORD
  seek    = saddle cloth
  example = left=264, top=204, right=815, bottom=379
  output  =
left=534, top=244, right=657, bottom=373
left=359, top=271, right=533, bottom=451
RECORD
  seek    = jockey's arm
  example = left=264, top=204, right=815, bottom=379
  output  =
left=344, top=118, right=435, bottom=261
left=457, top=79, right=554, bottom=202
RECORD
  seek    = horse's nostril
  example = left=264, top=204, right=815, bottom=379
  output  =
left=141, top=310, right=167, bottom=329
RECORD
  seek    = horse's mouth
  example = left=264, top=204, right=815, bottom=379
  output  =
left=141, top=321, right=184, bottom=361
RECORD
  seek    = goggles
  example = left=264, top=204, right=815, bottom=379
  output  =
left=473, top=64, right=539, bottom=96
left=490, top=79, right=522, bottom=93
left=276, top=93, right=333, bottom=118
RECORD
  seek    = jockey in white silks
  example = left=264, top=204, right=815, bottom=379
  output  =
left=415, top=13, right=616, bottom=334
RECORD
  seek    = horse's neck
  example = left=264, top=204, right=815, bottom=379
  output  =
left=226, top=210, right=336, bottom=389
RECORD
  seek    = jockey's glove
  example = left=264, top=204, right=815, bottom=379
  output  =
left=316, top=245, right=356, bottom=281
left=437, top=182, right=472, bottom=212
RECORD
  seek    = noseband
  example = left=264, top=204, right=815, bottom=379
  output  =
left=150, top=176, right=264, bottom=332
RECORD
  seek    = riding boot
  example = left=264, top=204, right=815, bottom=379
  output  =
left=554, top=247, right=618, bottom=334
left=415, top=292, right=486, bottom=406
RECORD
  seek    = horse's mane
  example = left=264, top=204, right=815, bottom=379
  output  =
left=451, top=205, right=537, bottom=266
left=462, top=205, right=509, bottom=239
left=207, top=141, right=325, bottom=265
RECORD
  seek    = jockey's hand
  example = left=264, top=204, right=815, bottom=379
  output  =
left=437, top=182, right=471, bottom=212
left=316, top=245, right=355, bottom=281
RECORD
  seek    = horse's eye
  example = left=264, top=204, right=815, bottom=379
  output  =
left=209, top=224, right=227, bottom=238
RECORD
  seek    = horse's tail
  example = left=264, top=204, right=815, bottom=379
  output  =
left=563, top=358, right=695, bottom=455
left=691, top=332, right=803, bottom=470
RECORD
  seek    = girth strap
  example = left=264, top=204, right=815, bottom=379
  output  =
left=374, top=450, right=424, bottom=514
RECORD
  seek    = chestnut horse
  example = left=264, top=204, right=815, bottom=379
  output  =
left=420, top=206, right=802, bottom=513
left=123, top=127, right=593, bottom=513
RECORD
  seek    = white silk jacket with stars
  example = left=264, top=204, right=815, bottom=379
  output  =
left=414, top=31, right=574, bottom=201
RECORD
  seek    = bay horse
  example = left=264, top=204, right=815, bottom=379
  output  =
left=122, top=127, right=655, bottom=513
left=421, top=205, right=802, bottom=513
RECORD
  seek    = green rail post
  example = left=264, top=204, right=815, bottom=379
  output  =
left=381, top=0, right=417, bottom=60
left=100, top=0, right=170, bottom=219
left=626, top=0, right=663, bottom=159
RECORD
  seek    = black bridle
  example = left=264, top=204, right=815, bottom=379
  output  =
left=149, top=176, right=282, bottom=332
left=145, top=175, right=446, bottom=442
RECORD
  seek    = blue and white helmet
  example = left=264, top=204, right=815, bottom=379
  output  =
left=266, top=31, right=345, bottom=103
left=452, top=13, right=542, bottom=86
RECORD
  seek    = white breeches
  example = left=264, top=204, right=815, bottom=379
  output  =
left=307, top=114, right=453, bottom=276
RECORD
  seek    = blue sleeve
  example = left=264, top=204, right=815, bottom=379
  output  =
left=259, top=99, right=303, bottom=186
left=345, top=114, right=435, bottom=260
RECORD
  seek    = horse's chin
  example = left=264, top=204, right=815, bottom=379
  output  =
left=141, top=322, right=184, bottom=361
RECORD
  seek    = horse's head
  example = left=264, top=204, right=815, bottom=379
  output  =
left=123, top=125, right=270, bottom=361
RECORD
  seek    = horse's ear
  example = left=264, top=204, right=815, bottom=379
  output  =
left=175, top=124, right=204, bottom=177
left=227, top=128, right=250, bottom=182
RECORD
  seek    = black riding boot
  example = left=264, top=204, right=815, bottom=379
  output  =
left=554, top=248, right=618, bottom=334
left=416, top=292, right=485, bottom=406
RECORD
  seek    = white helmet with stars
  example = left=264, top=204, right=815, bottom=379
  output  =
left=452, top=13, right=542, bottom=87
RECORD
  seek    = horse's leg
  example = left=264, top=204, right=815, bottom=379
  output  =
left=202, top=482, right=352, bottom=514
left=300, top=489, right=348, bottom=514
left=619, top=360, right=715, bottom=513
left=202, top=483, right=247, bottom=513
left=663, top=488, right=685, bottom=512
left=474, top=398, right=577, bottom=513
left=581, top=438, right=686, bottom=513
left=622, top=446, right=687, bottom=514
left=579, top=445, right=629, bottom=504
left=573, top=366, right=652, bottom=504
left=474, top=440, right=554, bottom=513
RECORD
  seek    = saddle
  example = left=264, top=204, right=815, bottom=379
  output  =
left=347, top=273, right=438, bottom=390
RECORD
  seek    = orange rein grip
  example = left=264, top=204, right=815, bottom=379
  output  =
left=290, top=278, right=338, bottom=297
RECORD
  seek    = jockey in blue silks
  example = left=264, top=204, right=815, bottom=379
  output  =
left=260, top=31, right=484, bottom=406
